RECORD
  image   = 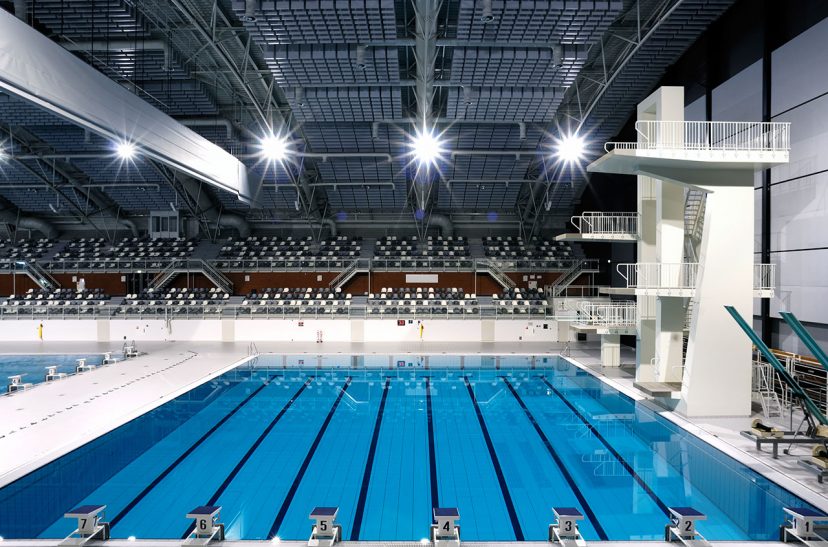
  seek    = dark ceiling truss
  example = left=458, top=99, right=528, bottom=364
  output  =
left=0, top=123, right=138, bottom=239
left=0, top=0, right=736, bottom=236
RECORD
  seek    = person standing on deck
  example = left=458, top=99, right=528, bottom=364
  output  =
left=419, top=321, right=424, bottom=340
left=37, top=323, right=43, bottom=341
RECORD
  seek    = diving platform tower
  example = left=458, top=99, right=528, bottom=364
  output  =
left=587, top=86, right=789, bottom=417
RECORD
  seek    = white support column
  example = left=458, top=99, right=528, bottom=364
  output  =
left=679, top=177, right=754, bottom=417
left=601, top=333, right=621, bottom=367
left=635, top=86, right=684, bottom=382
left=637, top=176, right=657, bottom=381
left=655, top=179, right=686, bottom=382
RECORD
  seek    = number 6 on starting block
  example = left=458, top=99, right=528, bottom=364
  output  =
left=184, top=506, right=224, bottom=545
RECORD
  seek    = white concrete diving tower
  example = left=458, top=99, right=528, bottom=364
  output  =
left=587, top=86, right=789, bottom=417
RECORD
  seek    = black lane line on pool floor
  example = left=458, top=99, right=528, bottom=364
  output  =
left=501, top=377, right=609, bottom=541
left=178, top=377, right=315, bottom=539
left=350, top=377, right=392, bottom=540
left=463, top=376, right=525, bottom=541
left=268, top=377, right=353, bottom=539
left=425, top=376, right=440, bottom=510
left=539, top=376, right=671, bottom=518
left=110, top=373, right=281, bottom=529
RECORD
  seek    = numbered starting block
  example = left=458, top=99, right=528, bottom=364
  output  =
left=75, top=359, right=95, bottom=373
left=45, top=366, right=67, bottom=382
left=549, top=507, right=586, bottom=546
left=431, top=508, right=460, bottom=547
left=102, top=352, right=117, bottom=365
left=7, top=374, right=32, bottom=393
left=781, top=507, right=828, bottom=544
left=184, top=506, right=224, bottom=545
left=61, top=504, right=110, bottom=545
left=308, top=507, right=341, bottom=547
left=124, top=344, right=139, bottom=358
left=665, top=507, right=711, bottom=546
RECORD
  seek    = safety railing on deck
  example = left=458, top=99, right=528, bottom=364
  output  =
left=571, top=212, right=639, bottom=237
left=0, top=304, right=556, bottom=321
left=574, top=301, right=637, bottom=327
left=605, top=121, right=791, bottom=153
left=754, top=263, right=776, bottom=291
left=617, top=262, right=699, bottom=290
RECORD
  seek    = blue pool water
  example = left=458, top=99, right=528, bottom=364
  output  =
left=0, top=354, right=105, bottom=389
left=0, top=355, right=814, bottom=541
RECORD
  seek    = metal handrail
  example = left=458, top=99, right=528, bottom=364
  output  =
left=0, top=303, right=555, bottom=321
left=606, top=120, right=791, bottom=153
left=571, top=212, right=639, bottom=236
left=616, top=262, right=699, bottom=290
left=575, top=301, right=637, bottom=326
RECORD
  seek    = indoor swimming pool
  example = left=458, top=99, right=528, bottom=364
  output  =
left=0, top=354, right=105, bottom=390
left=0, top=355, right=813, bottom=541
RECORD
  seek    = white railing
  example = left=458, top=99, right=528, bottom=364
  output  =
left=605, top=121, right=791, bottom=153
left=617, top=262, right=699, bottom=290
left=754, top=263, right=776, bottom=291
left=618, top=262, right=776, bottom=291
left=576, top=302, right=637, bottom=327
left=571, top=212, right=639, bottom=237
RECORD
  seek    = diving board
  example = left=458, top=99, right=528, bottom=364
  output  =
left=725, top=306, right=828, bottom=425
left=780, top=311, right=828, bottom=373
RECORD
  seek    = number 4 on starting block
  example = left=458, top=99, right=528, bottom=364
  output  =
left=431, top=508, right=460, bottom=547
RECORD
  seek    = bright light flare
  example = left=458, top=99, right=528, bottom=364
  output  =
left=116, top=141, right=137, bottom=160
left=410, top=126, right=444, bottom=166
left=554, top=133, right=586, bottom=164
left=260, top=134, right=289, bottom=162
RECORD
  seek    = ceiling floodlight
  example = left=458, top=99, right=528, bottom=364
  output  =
left=554, top=133, right=586, bottom=164
left=410, top=126, right=444, bottom=166
left=116, top=141, right=137, bottom=160
left=260, top=134, right=289, bottom=162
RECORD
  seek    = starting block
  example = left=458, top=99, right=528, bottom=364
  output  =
left=308, top=507, right=341, bottom=547
left=665, top=507, right=711, bottom=546
left=184, top=505, right=224, bottom=545
left=61, top=504, right=110, bottom=545
left=45, top=366, right=67, bottom=382
left=549, top=507, right=586, bottom=546
left=102, top=352, right=117, bottom=365
left=431, top=508, right=460, bottom=547
left=124, top=344, right=139, bottom=358
left=782, top=507, right=828, bottom=544
left=7, top=374, right=32, bottom=393
left=75, top=359, right=95, bottom=373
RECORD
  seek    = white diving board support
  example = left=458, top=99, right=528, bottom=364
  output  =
left=75, top=358, right=95, bottom=373
left=184, top=505, right=224, bottom=545
left=665, top=507, right=711, bottom=546
left=7, top=374, right=32, bottom=393
left=432, top=507, right=460, bottom=547
left=549, top=507, right=587, bottom=546
left=61, top=504, right=110, bottom=545
left=308, top=506, right=341, bottom=547
left=45, top=366, right=67, bottom=382
left=782, top=507, right=828, bottom=545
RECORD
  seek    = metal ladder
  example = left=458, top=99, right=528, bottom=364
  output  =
left=480, top=259, right=516, bottom=289
left=552, top=259, right=598, bottom=296
left=753, top=353, right=784, bottom=419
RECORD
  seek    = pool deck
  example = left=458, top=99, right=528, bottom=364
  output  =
left=0, top=340, right=825, bottom=546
